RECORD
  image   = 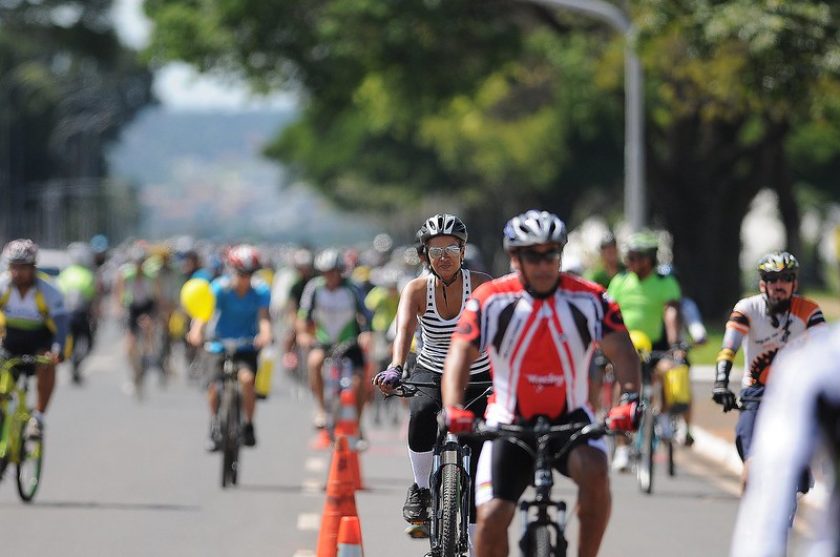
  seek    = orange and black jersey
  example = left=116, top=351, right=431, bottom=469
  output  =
left=724, top=293, right=825, bottom=387
left=452, top=273, right=626, bottom=424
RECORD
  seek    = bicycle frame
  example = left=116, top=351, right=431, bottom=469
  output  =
left=207, top=338, right=252, bottom=488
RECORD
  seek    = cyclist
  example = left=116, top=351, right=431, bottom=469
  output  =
left=146, top=246, right=179, bottom=380
left=114, top=243, right=162, bottom=392
left=584, top=232, right=624, bottom=289
left=364, top=267, right=401, bottom=373
left=731, top=324, right=840, bottom=557
left=57, top=242, right=97, bottom=383
left=607, top=230, right=687, bottom=470
left=297, top=248, right=372, bottom=429
left=188, top=245, right=272, bottom=450
left=373, top=213, right=492, bottom=540
left=711, top=251, right=824, bottom=490
left=441, top=210, right=641, bottom=557
left=278, top=248, right=315, bottom=373
left=0, top=239, right=68, bottom=439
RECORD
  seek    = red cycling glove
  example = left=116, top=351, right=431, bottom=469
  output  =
left=607, top=393, right=641, bottom=432
left=443, top=406, right=475, bottom=434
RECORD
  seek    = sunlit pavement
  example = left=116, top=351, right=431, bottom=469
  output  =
left=0, top=320, right=818, bottom=556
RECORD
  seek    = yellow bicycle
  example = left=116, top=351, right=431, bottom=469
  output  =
left=0, top=352, right=52, bottom=502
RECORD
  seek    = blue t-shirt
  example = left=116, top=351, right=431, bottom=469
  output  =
left=209, top=277, right=270, bottom=350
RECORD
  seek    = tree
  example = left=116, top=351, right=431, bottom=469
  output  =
left=147, top=0, right=840, bottom=315
left=0, top=0, right=153, bottom=243
left=146, top=1, right=625, bottom=260
left=631, top=1, right=840, bottom=316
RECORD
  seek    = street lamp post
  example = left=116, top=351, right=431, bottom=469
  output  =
left=519, top=0, right=646, bottom=231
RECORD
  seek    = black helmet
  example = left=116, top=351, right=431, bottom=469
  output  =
left=417, top=214, right=468, bottom=246
left=757, top=251, right=799, bottom=279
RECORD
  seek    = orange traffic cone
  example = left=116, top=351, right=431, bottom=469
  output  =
left=316, top=435, right=358, bottom=557
left=335, top=389, right=364, bottom=490
left=336, top=516, right=364, bottom=557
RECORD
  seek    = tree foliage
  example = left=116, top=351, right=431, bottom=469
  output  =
left=147, top=0, right=840, bottom=315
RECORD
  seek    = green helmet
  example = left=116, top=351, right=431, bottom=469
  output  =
left=757, top=251, right=799, bottom=277
left=625, top=231, right=659, bottom=255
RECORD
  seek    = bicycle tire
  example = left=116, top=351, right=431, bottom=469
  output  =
left=229, top=391, right=241, bottom=486
left=526, top=524, right=553, bottom=557
left=16, top=423, right=43, bottom=502
left=667, top=415, right=678, bottom=477
left=220, top=387, right=233, bottom=488
left=220, top=386, right=240, bottom=488
left=439, top=462, right=460, bottom=556
left=636, top=409, right=655, bottom=495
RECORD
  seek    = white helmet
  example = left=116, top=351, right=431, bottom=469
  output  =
left=3, top=239, right=38, bottom=265
left=503, top=210, right=567, bottom=251
left=315, top=248, right=344, bottom=273
left=67, top=242, right=94, bottom=267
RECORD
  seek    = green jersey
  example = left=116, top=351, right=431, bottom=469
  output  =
left=607, top=271, right=681, bottom=344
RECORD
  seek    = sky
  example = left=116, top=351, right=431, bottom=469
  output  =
left=111, top=0, right=296, bottom=111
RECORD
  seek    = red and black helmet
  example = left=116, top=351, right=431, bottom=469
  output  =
left=227, top=244, right=262, bottom=274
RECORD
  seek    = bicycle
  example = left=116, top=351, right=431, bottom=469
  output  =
left=0, top=352, right=53, bottom=502
left=207, top=338, right=253, bottom=488
left=133, top=312, right=166, bottom=399
left=390, top=378, right=493, bottom=557
left=631, top=343, right=693, bottom=494
left=321, top=341, right=361, bottom=443
left=458, top=417, right=613, bottom=557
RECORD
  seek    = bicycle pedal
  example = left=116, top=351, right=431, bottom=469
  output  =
left=405, top=524, right=430, bottom=538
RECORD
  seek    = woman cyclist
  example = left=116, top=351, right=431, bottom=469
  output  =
left=373, top=213, right=492, bottom=547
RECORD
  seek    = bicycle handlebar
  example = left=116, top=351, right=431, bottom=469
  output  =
left=204, top=338, right=255, bottom=355
left=390, top=380, right=494, bottom=398
left=457, top=419, right=613, bottom=463
left=0, top=353, right=54, bottom=371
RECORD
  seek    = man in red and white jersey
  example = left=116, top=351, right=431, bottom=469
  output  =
left=442, top=210, right=641, bottom=557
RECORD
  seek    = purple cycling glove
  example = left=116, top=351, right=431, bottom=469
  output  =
left=374, top=364, right=403, bottom=388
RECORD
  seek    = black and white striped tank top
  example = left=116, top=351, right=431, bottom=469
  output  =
left=416, top=269, right=491, bottom=375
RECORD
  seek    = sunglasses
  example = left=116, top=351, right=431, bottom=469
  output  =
left=427, top=244, right=462, bottom=259
left=520, top=248, right=562, bottom=264
left=761, top=272, right=795, bottom=284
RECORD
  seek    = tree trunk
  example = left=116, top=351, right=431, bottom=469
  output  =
left=647, top=115, right=776, bottom=321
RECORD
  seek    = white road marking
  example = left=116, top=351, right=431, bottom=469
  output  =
left=297, top=513, right=321, bottom=531
left=302, top=478, right=322, bottom=494
left=305, top=457, right=326, bottom=472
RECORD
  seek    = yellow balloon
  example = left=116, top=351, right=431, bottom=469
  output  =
left=180, top=278, right=215, bottom=321
left=629, top=329, right=653, bottom=358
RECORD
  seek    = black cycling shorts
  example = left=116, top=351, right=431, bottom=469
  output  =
left=407, top=365, right=491, bottom=452
left=474, top=408, right=607, bottom=507
left=127, top=300, right=156, bottom=334
left=211, top=350, right=260, bottom=381
left=2, top=326, right=54, bottom=376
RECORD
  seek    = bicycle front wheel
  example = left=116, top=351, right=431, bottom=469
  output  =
left=220, top=387, right=241, bottom=488
left=16, top=424, right=43, bottom=502
left=636, top=408, right=655, bottom=495
left=439, top=462, right=460, bottom=556
left=524, top=524, right=554, bottom=557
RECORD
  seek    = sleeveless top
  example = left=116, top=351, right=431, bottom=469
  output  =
left=416, top=269, right=491, bottom=375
